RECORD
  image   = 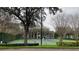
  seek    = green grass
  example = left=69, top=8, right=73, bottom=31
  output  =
left=0, top=45, right=79, bottom=49
left=8, top=39, right=58, bottom=45
left=0, top=39, right=78, bottom=49
left=63, top=40, right=76, bottom=42
left=8, top=39, right=24, bottom=44
left=8, top=39, right=76, bottom=45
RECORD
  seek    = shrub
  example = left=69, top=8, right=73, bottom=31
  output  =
left=56, top=42, right=79, bottom=46
left=0, top=43, right=39, bottom=46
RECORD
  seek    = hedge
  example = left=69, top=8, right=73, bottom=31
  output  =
left=56, top=42, right=79, bottom=46
left=0, top=43, right=39, bottom=46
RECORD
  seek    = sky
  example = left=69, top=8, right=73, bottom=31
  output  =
left=43, top=7, right=79, bottom=31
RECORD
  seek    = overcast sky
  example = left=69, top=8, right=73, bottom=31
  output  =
left=43, top=7, right=79, bottom=31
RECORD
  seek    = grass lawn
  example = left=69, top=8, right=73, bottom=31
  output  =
left=0, top=45, right=79, bottom=49
left=8, top=39, right=59, bottom=45
left=0, top=39, right=76, bottom=49
left=63, top=40, right=76, bottom=42
left=0, top=39, right=78, bottom=49
left=8, top=39, right=76, bottom=45
left=8, top=39, right=24, bottom=44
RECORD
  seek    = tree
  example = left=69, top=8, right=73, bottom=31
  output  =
left=0, top=7, right=42, bottom=43
left=53, top=13, right=79, bottom=46
left=0, top=10, right=21, bottom=35
left=0, top=10, right=22, bottom=44
left=69, top=14, right=79, bottom=46
left=0, top=7, right=61, bottom=44
left=53, top=14, right=70, bottom=46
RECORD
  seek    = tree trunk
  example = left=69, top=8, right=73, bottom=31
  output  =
left=59, top=35, right=63, bottom=46
left=24, top=25, right=29, bottom=44
left=76, top=34, right=79, bottom=46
